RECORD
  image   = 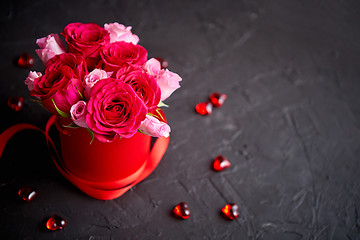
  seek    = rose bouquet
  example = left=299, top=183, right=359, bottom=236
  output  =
left=25, top=22, right=181, bottom=143
left=20, top=22, right=181, bottom=199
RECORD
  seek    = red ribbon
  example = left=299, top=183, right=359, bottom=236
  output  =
left=0, top=116, right=169, bottom=200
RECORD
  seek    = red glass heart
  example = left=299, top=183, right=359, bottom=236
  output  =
left=195, top=102, right=212, bottom=115
left=209, top=92, right=227, bottom=107
left=222, top=203, right=239, bottom=220
left=213, top=155, right=231, bottom=171
left=18, top=187, right=37, bottom=202
left=46, top=214, right=66, bottom=230
left=173, top=202, right=191, bottom=219
left=17, top=53, right=34, bottom=68
left=155, top=57, right=169, bottom=69
left=7, top=96, right=24, bottom=111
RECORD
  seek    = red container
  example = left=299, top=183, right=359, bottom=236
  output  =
left=60, top=129, right=151, bottom=183
left=54, top=117, right=169, bottom=200
left=0, top=114, right=169, bottom=200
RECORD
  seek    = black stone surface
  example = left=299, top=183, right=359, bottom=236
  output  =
left=1, top=0, right=360, bottom=239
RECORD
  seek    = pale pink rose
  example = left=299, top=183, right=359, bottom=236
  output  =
left=104, top=22, right=139, bottom=44
left=143, top=58, right=161, bottom=76
left=156, top=69, right=182, bottom=101
left=35, top=34, right=66, bottom=64
left=25, top=71, right=42, bottom=91
left=70, top=101, right=88, bottom=128
left=83, top=69, right=112, bottom=99
left=139, top=115, right=171, bottom=138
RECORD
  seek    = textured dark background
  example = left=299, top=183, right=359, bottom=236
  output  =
left=1, top=0, right=360, bottom=239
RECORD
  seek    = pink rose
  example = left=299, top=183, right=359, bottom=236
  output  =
left=143, top=58, right=181, bottom=101
left=25, top=71, right=42, bottom=92
left=31, top=53, right=86, bottom=116
left=116, top=66, right=161, bottom=112
left=70, top=101, right=88, bottom=128
left=99, top=42, right=147, bottom=72
left=139, top=115, right=170, bottom=138
left=104, top=22, right=139, bottom=44
left=156, top=69, right=182, bottom=101
left=83, top=69, right=112, bottom=99
left=143, top=58, right=161, bottom=76
left=62, top=23, right=110, bottom=69
left=86, top=78, right=147, bottom=142
left=35, top=34, right=66, bottom=64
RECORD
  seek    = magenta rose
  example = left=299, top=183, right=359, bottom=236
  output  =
left=116, top=66, right=160, bottom=112
left=86, top=78, right=147, bottom=142
left=62, top=23, right=110, bottom=69
left=45, top=53, right=88, bottom=79
left=99, top=41, right=147, bottom=72
left=31, top=53, right=86, bottom=115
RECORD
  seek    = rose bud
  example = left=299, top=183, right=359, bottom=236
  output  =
left=143, top=58, right=162, bottom=77
left=25, top=71, right=42, bottom=92
left=83, top=69, right=112, bottom=99
left=70, top=101, right=88, bottom=128
left=156, top=69, right=182, bottom=101
left=139, top=115, right=170, bottom=138
left=35, top=34, right=66, bottom=65
left=104, top=22, right=139, bottom=44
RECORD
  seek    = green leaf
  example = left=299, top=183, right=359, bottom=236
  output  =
left=52, top=99, right=70, bottom=118
left=86, top=128, right=95, bottom=144
left=74, top=84, right=84, bottom=100
left=137, top=128, right=148, bottom=135
left=155, top=108, right=165, bottom=121
left=158, top=101, right=169, bottom=108
left=146, top=112, right=157, bottom=118
left=63, top=122, right=80, bottom=129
